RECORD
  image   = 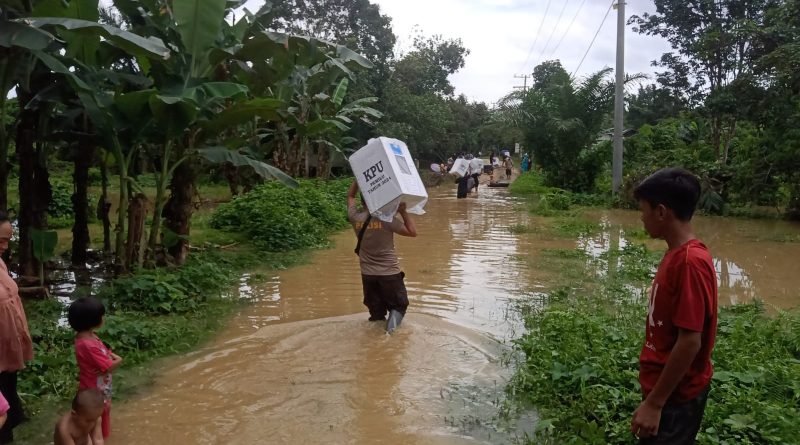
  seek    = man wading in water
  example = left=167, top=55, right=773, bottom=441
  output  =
left=347, top=181, right=417, bottom=333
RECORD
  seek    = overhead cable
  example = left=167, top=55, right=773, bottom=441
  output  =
left=535, top=0, right=570, bottom=67
left=519, top=0, right=553, bottom=73
left=571, top=0, right=614, bottom=77
left=549, top=0, right=588, bottom=58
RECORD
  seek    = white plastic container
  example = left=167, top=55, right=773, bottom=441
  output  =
left=349, top=137, right=428, bottom=222
left=469, top=158, right=484, bottom=175
left=449, top=158, right=470, bottom=178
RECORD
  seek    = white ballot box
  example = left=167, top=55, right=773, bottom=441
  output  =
left=449, top=158, right=470, bottom=178
left=349, top=137, right=428, bottom=222
left=469, top=158, right=484, bottom=175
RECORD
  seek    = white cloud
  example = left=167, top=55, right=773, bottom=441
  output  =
left=248, top=0, right=675, bottom=103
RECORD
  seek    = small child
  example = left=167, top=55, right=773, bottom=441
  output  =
left=54, top=388, right=105, bottom=445
left=68, top=298, right=123, bottom=440
left=630, top=168, right=718, bottom=444
left=0, top=392, right=7, bottom=429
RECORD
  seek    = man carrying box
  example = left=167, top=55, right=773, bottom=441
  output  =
left=347, top=181, right=418, bottom=333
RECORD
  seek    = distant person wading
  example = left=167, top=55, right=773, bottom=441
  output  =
left=347, top=181, right=418, bottom=333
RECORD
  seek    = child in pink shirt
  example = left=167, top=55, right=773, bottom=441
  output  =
left=68, top=298, right=123, bottom=439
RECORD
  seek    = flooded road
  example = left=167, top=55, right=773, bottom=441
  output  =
left=108, top=183, right=800, bottom=444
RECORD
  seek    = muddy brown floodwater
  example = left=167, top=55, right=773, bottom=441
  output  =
left=108, top=182, right=800, bottom=444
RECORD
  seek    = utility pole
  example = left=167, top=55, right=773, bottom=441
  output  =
left=612, top=1, right=625, bottom=195
left=513, top=74, right=530, bottom=93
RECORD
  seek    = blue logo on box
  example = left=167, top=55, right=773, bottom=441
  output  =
left=390, top=144, right=403, bottom=155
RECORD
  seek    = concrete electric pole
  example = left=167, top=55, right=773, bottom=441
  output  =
left=612, top=1, right=625, bottom=195
left=513, top=74, right=530, bottom=93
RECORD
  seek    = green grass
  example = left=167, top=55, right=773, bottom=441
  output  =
left=506, top=242, right=800, bottom=444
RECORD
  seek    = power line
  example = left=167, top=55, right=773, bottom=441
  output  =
left=513, top=74, right=531, bottom=93
left=535, top=0, right=570, bottom=67
left=549, top=0, right=588, bottom=59
left=571, top=0, right=614, bottom=77
left=519, top=0, right=553, bottom=73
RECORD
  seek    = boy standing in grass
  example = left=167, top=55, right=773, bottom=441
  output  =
left=68, top=298, right=123, bottom=440
left=630, top=168, right=718, bottom=444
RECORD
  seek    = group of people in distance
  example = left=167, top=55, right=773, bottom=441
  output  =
left=0, top=210, right=121, bottom=445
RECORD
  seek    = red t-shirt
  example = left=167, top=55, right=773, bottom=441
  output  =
left=639, top=239, right=718, bottom=403
left=75, top=336, right=114, bottom=398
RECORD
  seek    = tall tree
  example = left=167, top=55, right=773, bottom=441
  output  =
left=266, top=0, right=395, bottom=78
left=630, top=0, right=777, bottom=158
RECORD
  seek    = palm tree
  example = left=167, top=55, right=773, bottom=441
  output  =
left=506, top=61, right=644, bottom=192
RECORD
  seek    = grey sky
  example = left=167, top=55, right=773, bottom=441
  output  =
left=242, top=0, right=673, bottom=103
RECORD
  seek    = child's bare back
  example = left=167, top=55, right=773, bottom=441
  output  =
left=54, top=389, right=105, bottom=445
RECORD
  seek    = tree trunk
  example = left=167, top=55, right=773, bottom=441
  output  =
left=15, top=86, right=51, bottom=277
left=786, top=179, right=800, bottom=221
left=71, top=121, right=94, bottom=265
left=317, top=142, right=331, bottom=179
left=287, top=135, right=301, bottom=177
left=163, top=157, right=197, bottom=266
left=721, top=119, right=737, bottom=165
left=711, top=115, right=722, bottom=160
left=112, top=137, right=131, bottom=273
left=223, top=163, right=239, bottom=196
left=0, top=53, right=14, bottom=213
left=97, top=155, right=112, bottom=254
left=125, top=193, right=147, bottom=268
left=303, top=144, right=310, bottom=178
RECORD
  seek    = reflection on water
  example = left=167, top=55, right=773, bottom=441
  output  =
left=108, top=183, right=798, bottom=444
left=581, top=210, right=800, bottom=309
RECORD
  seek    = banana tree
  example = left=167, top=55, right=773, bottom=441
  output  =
left=1, top=0, right=170, bottom=274
left=231, top=31, right=376, bottom=177
left=111, top=0, right=297, bottom=266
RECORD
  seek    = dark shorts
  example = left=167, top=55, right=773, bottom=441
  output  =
left=639, top=386, right=710, bottom=445
left=506, top=168, right=512, bottom=177
left=361, top=272, right=408, bottom=318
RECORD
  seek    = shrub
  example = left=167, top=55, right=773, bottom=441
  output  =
left=49, top=180, right=74, bottom=218
left=99, top=252, right=239, bottom=314
left=210, top=179, right=351, bottom=251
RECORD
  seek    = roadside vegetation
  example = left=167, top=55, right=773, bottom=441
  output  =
left=505, top=228, right=800, bottom=444
left=500, top=0, right=800, bottom=220
left=16, top=179, right=349, bottom=442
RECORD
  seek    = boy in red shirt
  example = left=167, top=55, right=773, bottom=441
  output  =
left=630, top=168, right=718, bottom=444
left=68, top=298, right=123, bottom=440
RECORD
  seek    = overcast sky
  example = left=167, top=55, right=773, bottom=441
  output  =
left=242, top=0, right=673, bottom=104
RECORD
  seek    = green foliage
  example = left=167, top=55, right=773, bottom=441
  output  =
left=30, top=228, right=57, bottom=262
left=507, top=62, right=625, bottom=192
left=508, top=244, right=800, bottom=444
left=266, top=0, right=396, bottom=75
left=48, top=180, right=74, bottom=218
left=99, top=250, right=243, bottom=314
left=510, top=172, right=610, bottom=215
left=17, top=249, right=256, bottom=422
left=210, top=179, right=351, bottom=251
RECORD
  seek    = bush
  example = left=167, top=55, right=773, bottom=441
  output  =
left=99, top=252, right=239, bottom=314
left=210, top=179, right=351, bottom=251
left=49, top=180, right=74, bottom=218
left=48, top=179, right=97, bottom=222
